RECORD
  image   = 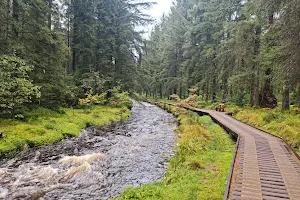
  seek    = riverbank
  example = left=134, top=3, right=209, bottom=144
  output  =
left=115, top=103, right=235, bottom=199
left=0, top=106, right=131, bottom=158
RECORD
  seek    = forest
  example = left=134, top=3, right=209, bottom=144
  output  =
left=1, top=0, right=300, bottom=115
left=0, top=0, right=151, bottom=118
left=138, top=0, right=300, bottom=110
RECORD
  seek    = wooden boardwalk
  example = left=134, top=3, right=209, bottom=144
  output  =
left=166, top=103, right=300, bottom=200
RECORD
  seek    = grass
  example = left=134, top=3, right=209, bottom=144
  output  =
left=192, top=101, right=300, bottom=155
left=0, top=106, right=131, bottom=157
left=153, top=97, right=300, bottom=156
left=114, top=104, right=235, bottom=200
left=233, top=107, right=300, bottom=155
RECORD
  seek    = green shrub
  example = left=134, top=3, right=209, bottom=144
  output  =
left=78, top=88, right=133, bottom=109
left=112, top=91, right=133, bottom=109
left=92, top=93, right=107, bottom=105
left=169, top=94, right=181, bottom=101
left=132, top=93, right=148, bottom=101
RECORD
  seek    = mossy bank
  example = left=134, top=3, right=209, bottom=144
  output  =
left=0, top=106, right=131, bottom=158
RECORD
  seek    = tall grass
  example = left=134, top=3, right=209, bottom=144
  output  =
left=197, top=100, right=300, bottom=155
left=234, top=107, right=300, bottom=155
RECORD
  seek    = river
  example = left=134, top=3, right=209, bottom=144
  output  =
left=0, top=101, right=177, bottom=200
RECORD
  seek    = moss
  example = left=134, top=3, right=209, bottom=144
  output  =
left=0, top=106, right=131, bottom=157
left=114, top=105, right=234, bottom=200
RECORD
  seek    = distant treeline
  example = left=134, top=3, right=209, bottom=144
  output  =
left=138, top=0, right=300, bottom=110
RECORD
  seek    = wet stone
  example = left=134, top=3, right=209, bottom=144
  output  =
left=0, top=101, right=177, bottom=200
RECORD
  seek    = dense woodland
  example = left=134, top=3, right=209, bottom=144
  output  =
left=138, top=0, right=300, bottom=110
left=1, top=0, right=300, bottom=118
left=0, top=0, right=152, bottom=117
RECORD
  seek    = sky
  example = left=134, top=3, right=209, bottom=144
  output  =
left=139, top=0, right=173, bottom=38
left=145, top=0, right=173, bottom=21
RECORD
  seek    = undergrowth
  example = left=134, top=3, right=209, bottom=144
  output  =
left=0, top=106, right=131, bottom=157
left=233, top=107, right=300, bottom=155
left=196, top=101, right=300, bottom=155
left=115, top=104, right=235, bottom=200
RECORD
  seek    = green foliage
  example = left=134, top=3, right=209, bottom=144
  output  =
left=0, top=105, right=131, bottom=157
left=80, top=72, right=107, bottom=94
left=79, top=88, right=132, bottom=109
left=0, top=0, right=152, bottom=111
left=132, top=93, right=148, bottom=102
left=0, top=56, right=40, bottom=118
left=115, top=105, right=234, bottom=200
left=169, top=94, right=181, bottom=102
left=70, top=0, right=153, bottom=92
left=137, top=0, right=300, bottom=110
left=92, top=93, right=107, bottom=105
left=107, top=88, right=133, bottom=109
left=110, top=91, right=133, bottom=109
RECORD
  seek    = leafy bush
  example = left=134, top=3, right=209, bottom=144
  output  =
left=110, top=91, right=132, bottom=109
left=132, top=93, right=148, bottom=101
left=79, top=88, right=132, bottom=109
left=92, top=93, right=107, bottom=105
left=169, top=94, right=181, bottom=101
left=0, top=55, right=41, bottom=118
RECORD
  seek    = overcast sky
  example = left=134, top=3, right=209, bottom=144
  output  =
left=146, top=0, right=173, bottom=21
left=139, top=0, right=173, bottom=38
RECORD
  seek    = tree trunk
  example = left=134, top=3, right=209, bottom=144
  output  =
left=47, top=0, right=52, bottom=30
left=252, top=67, right=260, bottom=106
left=179, top=82, right=183, bottom=99
left=258, top=68, right=277, bottom=108
left=296, top=84, right=300, bottom=106
left=6, top=0, right=13, bottom=54
left=205, top=82, right=209, bottom=103
left=282, top=77, right=290, bottom=110
left=159, top=84, right=163, bottom=99
left=230, top=86, right=233, bottom=101
left=222, top=77, right=228, bottom=103
left=258, top=12, right=277, bottom=108
left=72, top=49, right=76, bottom=71
left=212, top=77, right=217, bottom=103
left=252, top=25, right=261, bottom=106
left=250, top=83, right=254, bottom=106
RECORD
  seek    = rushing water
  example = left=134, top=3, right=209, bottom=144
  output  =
left=0, top=101, right=177, bottom=200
